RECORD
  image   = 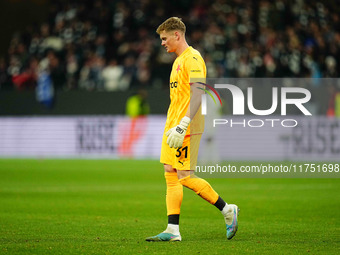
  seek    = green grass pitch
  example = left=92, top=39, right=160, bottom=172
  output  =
left=0, top=159, right=339, bottom=254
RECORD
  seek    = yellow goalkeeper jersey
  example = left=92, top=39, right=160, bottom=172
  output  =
left=165, top=46, right=206, bottom=135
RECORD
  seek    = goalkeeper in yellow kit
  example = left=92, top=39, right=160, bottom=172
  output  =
left=146, top=17, right=239, bottom=242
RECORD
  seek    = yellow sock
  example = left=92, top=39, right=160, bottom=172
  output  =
left=179, top=175, right=219, bottom=205
left=165, top=172, right=183, bottom=215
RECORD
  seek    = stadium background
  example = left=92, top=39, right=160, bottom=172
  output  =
left=0, top=0, right=340, bottom=254
left=1, top=0, right=340, bottom=159
left=1, top=0, right=340, bottom=115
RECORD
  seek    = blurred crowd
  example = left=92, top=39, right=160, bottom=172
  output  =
left=1, top=0, right=340, bottom=91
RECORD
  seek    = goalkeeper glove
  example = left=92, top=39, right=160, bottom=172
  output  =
left=166, top=116, right=191, bottom=149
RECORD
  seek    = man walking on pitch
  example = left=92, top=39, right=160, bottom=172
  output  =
left=146, top=17, right=239, bottom=242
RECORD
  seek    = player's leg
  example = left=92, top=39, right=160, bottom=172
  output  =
left=145, top=164, right=183, bottom=242
left=175, top=135, right=239, bottom=240
left=146, top=134, right=183, bottom=242
left=177, top=170, right=239, bottom=239
left=164, top=164, right=182, bottom=236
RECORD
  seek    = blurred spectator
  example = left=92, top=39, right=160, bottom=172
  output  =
left=102, top=59, right=124, bottom=91
left=122, top=56, right=137, bottom=89
left=125, top=89, right=150, bottom=118
left=324, top=56, right=338, bottom=77
left=78, top=59, right=94, bottom=90
left=46, top=51, right=66, bottom=89
left=7, top=55, right=21, bottom=78
left=12, top=57, right=38, bottom=90
left=36, top=69, right=54, bottom=109
left=0, top=58, right=11, bottom=90
left=91, top=55, right=105, bottom=90
left=65, top=50, right=79, bottom=89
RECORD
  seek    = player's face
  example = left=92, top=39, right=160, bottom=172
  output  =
left=160, top=31, right=177, bottom=53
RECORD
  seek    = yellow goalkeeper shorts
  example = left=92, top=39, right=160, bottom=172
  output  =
left=160, top=133, right=202, bottom=170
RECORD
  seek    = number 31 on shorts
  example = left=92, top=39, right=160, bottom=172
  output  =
left=176, top=146, right=188, bottom=158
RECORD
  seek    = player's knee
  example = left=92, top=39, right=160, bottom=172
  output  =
left=177, top=170, right=195, bottom=180
left=164, top=164, right=176, bottom=173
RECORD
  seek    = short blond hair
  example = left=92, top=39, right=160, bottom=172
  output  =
left=156, top=17, right=186, bottom=34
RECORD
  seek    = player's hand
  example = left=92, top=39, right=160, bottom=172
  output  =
left=166, top=117, right=191, bottom=149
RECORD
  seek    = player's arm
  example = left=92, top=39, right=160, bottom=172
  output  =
left=166, top=57, right=205, bottom=149
left=185, top=81, right=205, bottom=120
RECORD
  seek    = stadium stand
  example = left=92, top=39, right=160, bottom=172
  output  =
left=1, top=0, right=340, bottom=93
